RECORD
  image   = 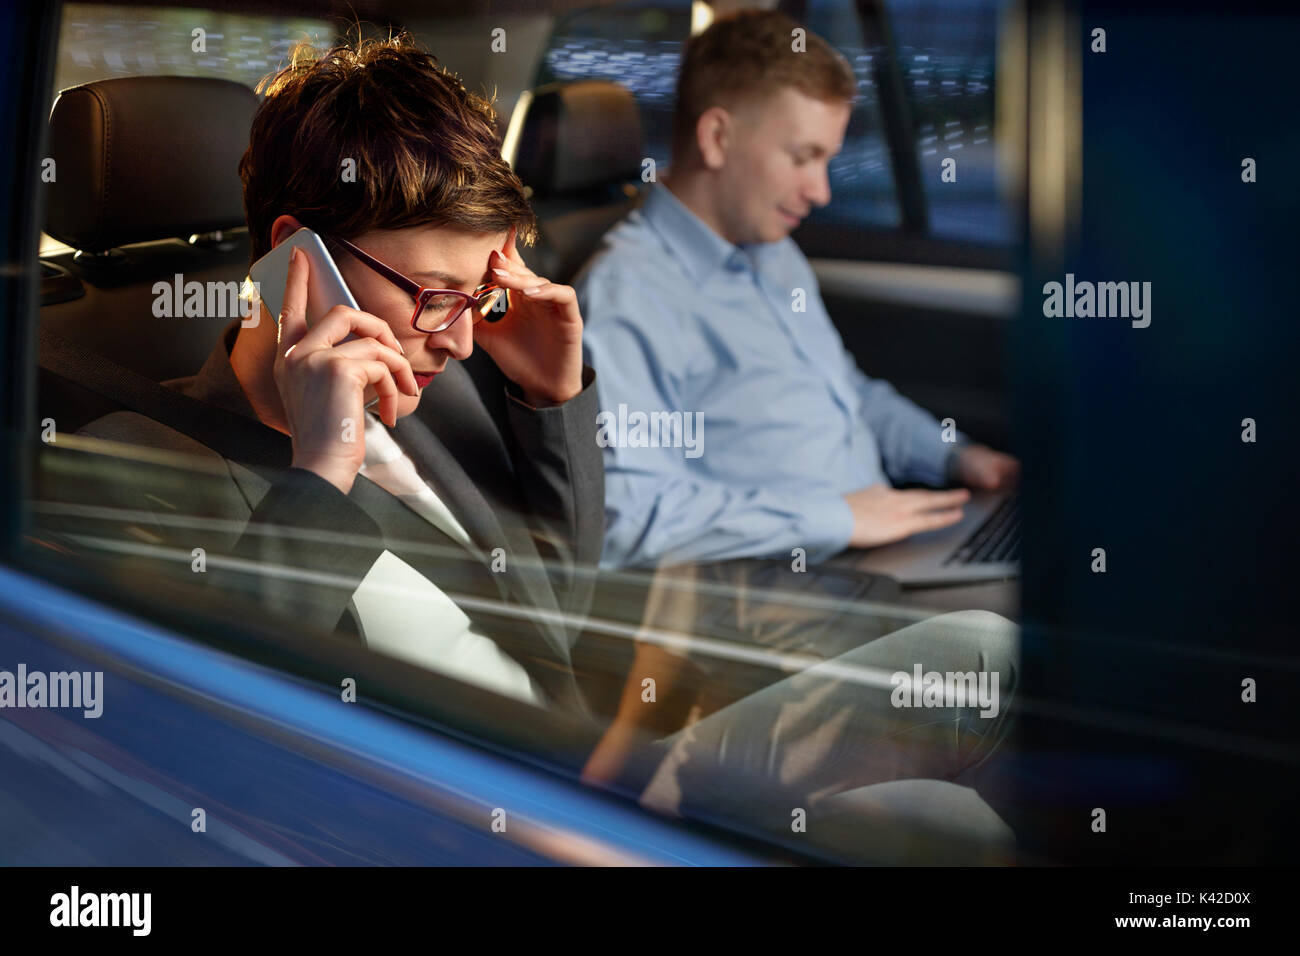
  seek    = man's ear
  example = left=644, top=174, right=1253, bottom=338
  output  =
left=695, top=106, right=733, bottom=170
left=269, top=214, right=305, bottom=249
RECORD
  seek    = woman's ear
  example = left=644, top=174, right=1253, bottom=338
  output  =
left=269, top=214, right=305, bottom=249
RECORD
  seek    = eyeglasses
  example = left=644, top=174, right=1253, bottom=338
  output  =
left=324, top=234, right=509, bottom=333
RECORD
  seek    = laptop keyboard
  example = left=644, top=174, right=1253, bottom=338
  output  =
left=944, top=495, right=1020, bottom=566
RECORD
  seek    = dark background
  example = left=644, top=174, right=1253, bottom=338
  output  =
left=1014, top=0, right=1300, bottom=863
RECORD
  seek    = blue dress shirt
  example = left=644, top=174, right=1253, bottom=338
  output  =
left=577, top=183, right=963, bottom=569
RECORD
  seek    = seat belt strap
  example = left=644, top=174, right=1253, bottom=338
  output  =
left=37, top=327, right=291, bottom=470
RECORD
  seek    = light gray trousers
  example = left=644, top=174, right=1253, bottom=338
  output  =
left=643, top=608, right=1020, bottom=862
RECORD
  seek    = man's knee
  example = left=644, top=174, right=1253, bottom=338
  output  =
left=924, top=609, right=1019, bottom=679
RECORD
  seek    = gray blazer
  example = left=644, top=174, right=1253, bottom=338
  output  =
left=69, top=322, right=606, bottom=715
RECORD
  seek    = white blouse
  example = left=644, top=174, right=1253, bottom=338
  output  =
left=346, top=412, right=544, bottom=707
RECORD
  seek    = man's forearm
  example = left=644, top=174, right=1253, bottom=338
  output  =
left=605, top=479, right=852, bottom=568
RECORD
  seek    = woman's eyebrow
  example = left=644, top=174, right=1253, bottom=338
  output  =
left=410, top=269, right=467, bottom=288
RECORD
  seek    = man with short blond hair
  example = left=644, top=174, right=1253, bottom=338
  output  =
left=578, top=9, right=1019, bottom=570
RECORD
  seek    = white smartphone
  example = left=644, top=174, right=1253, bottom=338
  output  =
left=248, top=227, right=359, bottom=328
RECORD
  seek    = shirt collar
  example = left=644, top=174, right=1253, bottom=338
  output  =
left=643, top=181, right=781, bottom=284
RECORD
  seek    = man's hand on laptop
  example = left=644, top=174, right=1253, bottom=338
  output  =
left=951, top=444, right=1021, bottom=492
left=844, top=484, right=971, bottom=549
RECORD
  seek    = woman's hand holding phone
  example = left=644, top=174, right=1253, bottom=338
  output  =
left=472, top=227, right=584, bottom=407
left=274, top=246, right=419, bottom=494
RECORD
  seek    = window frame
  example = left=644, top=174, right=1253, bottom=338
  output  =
left=790, top=0, right=1020, bottom=266
left=535, top=0, right=1020, bottom=270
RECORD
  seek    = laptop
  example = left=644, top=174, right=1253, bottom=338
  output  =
left=843, top=490, right=1020, bottom=586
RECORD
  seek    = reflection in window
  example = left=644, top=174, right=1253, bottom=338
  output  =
left=887, top=0, right=1012, bottom=244
left=54, top=4, right=335, bottom=96
left=803, top=0, right=903, bottom=233
left=536, top=2, right=691, bottom=175
left=803, top=0, right=1012, bottom=245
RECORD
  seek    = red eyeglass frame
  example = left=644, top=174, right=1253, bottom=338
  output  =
left=324, top=234, right=508, bottom=333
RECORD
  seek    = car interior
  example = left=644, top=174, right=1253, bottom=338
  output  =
left=32, top=0, right=1023, bottom=705
left=22, top=0, right=1031, bottom=865
left=39, top=73, right=258, bottom=430
left=37, top=0, right=1016, bottom=448
left=3, top=0, right=1294, bottom=878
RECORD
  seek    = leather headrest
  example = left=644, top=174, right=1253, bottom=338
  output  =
left=512, top=81, right=644, bottom=199
left=45, top=76, right=256, bottom=252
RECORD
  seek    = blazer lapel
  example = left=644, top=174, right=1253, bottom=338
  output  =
left=180, top=324, right=578, bottom=677
left=391, top=382, right=513, bottom=563
left=392, top=364, right=576, bottom=664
